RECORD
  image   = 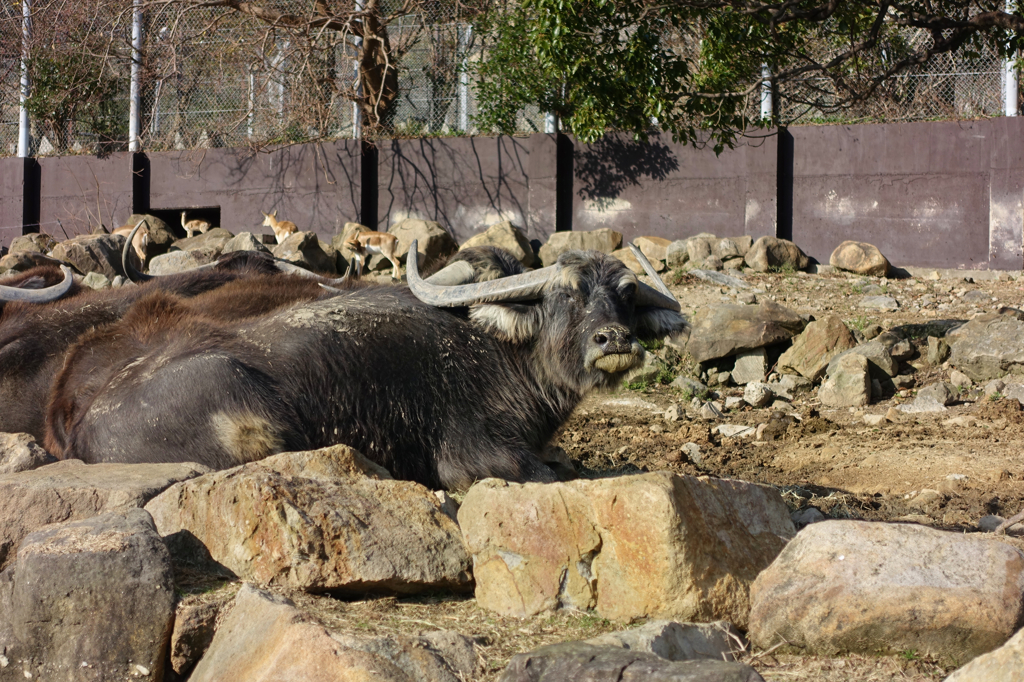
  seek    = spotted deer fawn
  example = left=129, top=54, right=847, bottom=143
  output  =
left=344, top=225, right=401, bottom=280
left=261, top=210, right=298, bottom=244
left=180, top=211, right=212, bottom=239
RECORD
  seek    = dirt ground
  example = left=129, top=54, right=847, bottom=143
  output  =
left=181, top=267, right=1024, bottom=681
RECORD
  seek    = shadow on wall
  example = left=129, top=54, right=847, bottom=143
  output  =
left=379, top=136, right=532, bottom=243
left=573, top=135, right=680, bottom=203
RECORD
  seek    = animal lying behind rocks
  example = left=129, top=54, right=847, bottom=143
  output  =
left=47, top=244, right=687, bottom=490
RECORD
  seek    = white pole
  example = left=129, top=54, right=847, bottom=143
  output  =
left=352, top=0, right=364, bottom=139
left=544, top=112, right=557, bottom=134
left=459, top=24, right=472, bottom=132
left=18, top=0, right=31, bottom=158
left=760, top=63, right=773, bottom=121
left=129, top=0, right=143, bottom=151
left=1006, top=1, right=1019, bottom=116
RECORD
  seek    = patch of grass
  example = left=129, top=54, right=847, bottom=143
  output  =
left=639, top=338, right=664, bottom=352
left=850, top=283, right=864, bottom=294
left=847, top=315, right=872, bottom=331
left=769, top=263, right=798, bottom=276
left=900, top=649, right=920, bottom=662
left=624, top=377, right=650, bottom=391
left=990, top=392, right=1004, bottom=401
left=679, top=385, right=711, bottom=402
left=654, top=367, right=676, bottom=385
left=668, top=268, right=697, bottom=285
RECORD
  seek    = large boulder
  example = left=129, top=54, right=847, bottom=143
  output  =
left=8, top=233, right=57, bottom=255
left=945, top=626, right=1024, bottom=682
left=685, top=301, right=807, bottom=364
left=221, top=231, right=271, bottom=255
left=818, top=352, right=871, bottom=407
left=743, top=236, right=810, bottom=272
left=148, top=247, right=220, bottom=275
left=634, top=236, right=672, bottom=268
left=389, top=219, right=459, bottom=270
left=777, top=315, right=858, bottom=382
left=49, top=233, right=127, bottom=278
left=749, top=520, right=1024, bottom=664
left=537, top=228, right=622, bottom=266
left=497, top=642, right=764, bottom=682
left=172, top=227, right=234, bottom=254
left=120, top=213, right=176, bottom=251
left=830, top=240, right=890, bottom=276
left=272, top=231, right=337, bottom=275
left=458, top=473, right=794, bottom=627
left=0, top=459, right=210, bottom=571
left=0, top=432, right=56, bottom=475
left=0, top=509, right=175, bottom=681
left=145, top=446, right=472, bottom=594
left=189, top=584, right=479, bottom=682
left=826, top=335, right=900, bottom=379
left=612, top=247, right=646, bottom=275
left=461, top=221, right=536, bottom=267
left=665, top=240, right=689, bottom=268
left=948, top=312, right=1024, bottom=382
left=585, top=620, right=743, bottom=662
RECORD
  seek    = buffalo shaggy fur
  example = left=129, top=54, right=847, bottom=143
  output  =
left=0, top=252, right=321, bottom=440
left=48, top=248, right=686, bottom=489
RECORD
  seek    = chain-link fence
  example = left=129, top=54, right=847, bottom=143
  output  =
left=0, top=1, right=1013, bottom=158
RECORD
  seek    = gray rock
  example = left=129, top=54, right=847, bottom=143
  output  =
left=1002, top=383, right=1024, bottom=405
left=537, top=228, right=620, bottom=266
left=963, top=289, right=992, bottom=303
left=50, top=233, right=127, bottom=278
left=826, top=337, right=900, bottom=378
left=81, top=271, right=111, bottom=289
left=984, top=379, right=1007, bottom=397
left=819, top=353, right=871, bottom=407
left=120, top=213, right=176, bottom=251
left=272, top=231, right=337, bottom=274
left=889, top=338, right=914, bottom=360
left=701, top=255, right=725, bottom=271
left=892, top=374, right=916, bottom=389
left=791, top=507, right=826, bottom=527
left=743, top=382, right=774, bottom=408
left=190, top=585, right=479, bottom=682
left=682, top=443, right=702, bottom=465
left=585, top=620, right=743, bottom=662
left=945, top=626, right=1024, bottom=682
left=749, top=520, right=1024, bottom=664
left=777, top=315, right=857, bottom=382
left=0, top=459, right=210, bottom=571
left=862, top=323, right=883, bottom=340
left=699, top=402, right=725, bottom=420
left=715, top=424, right=756, bottom=438
left=461, top=221, right=536, bottom=267
left=713, top=239, right=741, bottom=260
left=665, top=240, right=690, bottom=268
left=898, top=396, right=951, bottom=414
left=0, top=509, right=175, bottom=681
left=689, top=269, right=752, bottom=291
left=731, top=348, right=768, bottom=385
left=687, top=237, right=714, bottom=263
left=170, top=598, right=225, bottom=677
left=498, top=642, right=764, bottom=682
left=686, top=301, right=806, bottom=363
left=731, top=236, right=753, bottom=256
left=947, top=311, right=1024, bottom=381
left=743, top=236, right=809, bottom=272
left=830, top=241, right=890, bottom=276
left=860, top=295, right=899, bottom=311
left=145, top=447, right=472, bottom=594
left=172, top=227, right=234, bottom=254
left=222, top=231, right=271, bottom=254
left=724, top=396, right=745, bottom=410
left=148, top=247, right=220, bottom=275
left=928, top=336, right=952, bottom=365
left=919, top=381, right=957, bottom=406
left=671, top=376, right=708, bottom=398
left=0, top=433, right=56, bottom=475
left=778, top=374, right=814, bottom=393
left=950, top=370, right=973, bottom=389
left=9, top=233, right=57, bottom=255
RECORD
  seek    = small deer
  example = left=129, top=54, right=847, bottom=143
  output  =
left=181, top=211, right=212, bottom=239
left=261, top=210, right=298, bottom=244
left=344, top=225, right=401, bottom=280
left=111, top=221, right=150, bottom=268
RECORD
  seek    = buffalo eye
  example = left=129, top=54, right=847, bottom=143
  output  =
left=619, top=282, right=637, bottom=300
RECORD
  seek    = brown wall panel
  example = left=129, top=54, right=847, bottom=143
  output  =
left=148, top=141, right=361, bottom=241
left=378, top=135, right=556, bottom=245
left=0, top=158, right=24, bottom=248
left=38, top=154, right=133, bottom=240
left=570, top=133, right=778, bottom=244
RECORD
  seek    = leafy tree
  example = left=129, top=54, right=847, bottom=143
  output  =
left=473, top=0, right=1024, bottom=149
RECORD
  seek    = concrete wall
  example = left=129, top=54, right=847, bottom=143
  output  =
left=38, top=153, right=134, bottom=239
left=378, top=134, right=557, bottom=245
left=569, top=133, right=778, bottom=245
left=2, top=123, right=1023, bottom=271
left=148, top=141, right=361, bottom=241
left=787, top=120, right=1021, bottom=270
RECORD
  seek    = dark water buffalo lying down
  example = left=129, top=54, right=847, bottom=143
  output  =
left=0, top=250, right=333, bottom=441
left=47, top=244, right=687, bottom=490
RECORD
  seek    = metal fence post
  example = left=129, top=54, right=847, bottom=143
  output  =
left=458, top=24, right=472, bottom=132
left=129, top=0, right=143, bottom=151
left=352, top=0, right=364, bottom=139
left=760, top=63, right=773, bottom=122
left=1006, top=0, right=1019, bottom=116
left=18, top=0, right=32, bottom=158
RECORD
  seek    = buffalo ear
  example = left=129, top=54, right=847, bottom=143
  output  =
left=636, top=308, right=688, bottom=340
left=469, top=303, right=542, bottom=343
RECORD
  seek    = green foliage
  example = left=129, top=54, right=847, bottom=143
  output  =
left=472, top=0, right=1024, bottom=146
left=990, top=392, right=1004, bottom=401
left=847, top=315, right=871, bottom=331
left=639, top=338, right=664, bottom=352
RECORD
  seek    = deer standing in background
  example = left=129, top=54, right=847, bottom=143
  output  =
left=181, top=211, right=212, bottom=238
left=344, top=225, right=401, bottom=280
left=261, top=210, right=298, bottom=244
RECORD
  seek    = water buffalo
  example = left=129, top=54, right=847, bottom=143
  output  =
left=47, top=243, right=687, bottom=489
left=0, top=244, right=328, bottom=442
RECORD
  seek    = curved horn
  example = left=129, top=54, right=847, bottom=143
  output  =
left=424, top=260, right=476, bottom=286
left=0, top=265, right=74, bottom=303
left=407, top=240, right=556, bottom=307
left=628, top=242, right=681, bottom=312
left=122, top=220, right=152, bottom=283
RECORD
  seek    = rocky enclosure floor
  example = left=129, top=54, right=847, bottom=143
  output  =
left=169, top=266, right=1024, bottom=681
